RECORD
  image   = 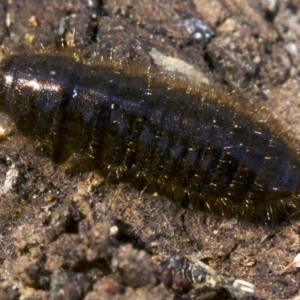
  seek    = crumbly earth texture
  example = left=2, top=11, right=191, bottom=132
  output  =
left=1, top=0, right=300, bottom=299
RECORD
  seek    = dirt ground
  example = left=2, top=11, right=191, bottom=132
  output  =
left=0, top=0, right=300, bottom=299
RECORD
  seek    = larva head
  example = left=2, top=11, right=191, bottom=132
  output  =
left=0, top=54, right=82, bottom=137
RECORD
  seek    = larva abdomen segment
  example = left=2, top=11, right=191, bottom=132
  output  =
left=1, top=53, right=299, bottom=221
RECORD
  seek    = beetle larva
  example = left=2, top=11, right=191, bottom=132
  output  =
left=0, top=52, right=300, bottom=222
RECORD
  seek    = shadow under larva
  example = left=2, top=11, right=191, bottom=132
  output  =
left=0, top=50, right=300, bottom=223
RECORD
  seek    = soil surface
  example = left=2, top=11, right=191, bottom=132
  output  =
left=0, top=0, right=300, bottom=299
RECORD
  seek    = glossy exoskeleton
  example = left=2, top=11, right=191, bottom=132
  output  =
left=0, top=52, right=299, bottom=221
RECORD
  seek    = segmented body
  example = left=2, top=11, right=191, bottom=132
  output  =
left=0, top=52, right=299, bottom=221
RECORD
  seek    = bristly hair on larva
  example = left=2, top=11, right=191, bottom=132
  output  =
left=0, top=49, right=300, bottom=223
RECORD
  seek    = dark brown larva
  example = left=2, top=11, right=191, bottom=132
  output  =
left=0, top=52, right=299, bottom=222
